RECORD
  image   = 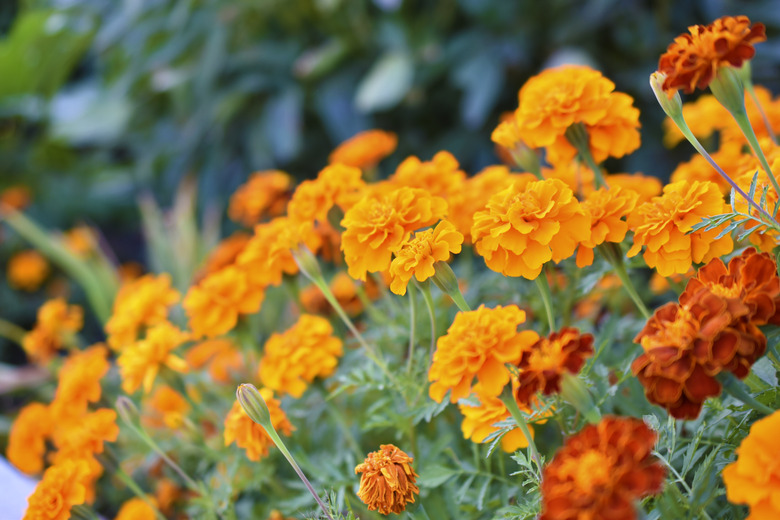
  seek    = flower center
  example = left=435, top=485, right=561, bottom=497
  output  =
left=527, top=338, right=566, bottom=371
left=708, top=282, right=741, bottom=299
left=558, top=449, right=613, bottom=494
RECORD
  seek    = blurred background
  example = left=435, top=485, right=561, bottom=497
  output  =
left=1, top=0, right=779, bottom=365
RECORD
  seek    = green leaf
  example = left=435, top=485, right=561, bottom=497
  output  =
left=355, top=51, right=414, bottom=112
left=417, top=465, right=460, bottom=488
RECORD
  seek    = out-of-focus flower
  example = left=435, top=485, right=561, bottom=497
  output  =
left=388, top=151, right=466, bottom=201
left=51, top=344, right=109, bottom=417
left=576, top=187, right=638, bottom=267
left=115, top=497, right=159, bottom=520
left=627, top=180, right=733, bottom=277
left=186, top=338, right=243, bottom=383
left=649, top=269, right=694, bottom=295
left=287, top=163, right=366, bottom=225
left=515, top=328, right=594, bottom=406
left=144, top=385, right=191, bottom=429
left=389, top=220, right=463, bottom=295
left=7, top=250, right=50, bottom=291
left=354, top=444, right=419, bottom=515
left=658, top=16, right=765, bottom=96
left=23, top=298, right=83, bottom=364
left=62, top=226, right=96, bottom=257
left=328, top=129, right=397, bottom=169
left=606, top=173, right=662, bottom=205
left=670, top=140, right=749, bottom=194
left=0, top=185, right=32, bottom=211
left=51, top=408, right=119, bottom=459
left=723, top=410, right=780, bottom=519
left=154, top=479, right=181, bottom=515
left=195, top=232, right=251, bottom=281
left=472, top=178, right=590, bottom=280
left=258, top=314, right=343, bottom=398
left=224, top=389, right=293, bottom=461
left=540, top=416, right=665, bottom=520
left=118, top=322, right=189, bottom=394
left=429, top=305, right=539, bottom=403
left=105, top=273, right=180, bottom=350
left=7, top=402, right=52, bottom=475
left=23, top=460, right=89, bottom=520
left=341, top=187, right=447, bottom=281
left=228, top=170, right=292, bottom=227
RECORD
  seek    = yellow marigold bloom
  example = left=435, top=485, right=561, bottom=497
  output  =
left=224, top=389, right=293, bottom=461
left=0, top=184, right=32, bottom=210
left=51, top=344, right=109, bottom=418
left=329, top=129, right=397, bottom=169
left=195, top=231, right=251, bottom=281
left=670, top=141, right=749, bottom=194
left=105, top=273, right=180, bottom=350
left=627, top=180, right=733, bottom=276
left=287, top=163, right=367, bottom=225
left=341, top=187, right=447, bottom=281
left=258, top=314, right=343, bottom=398
left=52, top=408, right=119, bottom=460
left=472, top=178, right=590, bottom=280
left=389, top=220, right=463, bottom=295
left=388, top=151, right=467, bottom=201
left=23, top=460, right=88, bottom=520
left=228, top=170, right=292, bottom=227
left=507, top=65, right=640, bottom=164
left=118, top=321, right=189, bottom=394
left=576, top=187, right=638, bottom=267
left=7, top=250, right=50, bottom=291
left=355, top=444, right=419, bottom=515
left=186, top=338, right=243, bottom=383
left=429, top=305, right=539, bottom=403
left=62, top=226, right=96, bottom=257
left=115, top=497, right=158, bottom=520
left=7, top=402, right=52, bottom=475
left=23, top=298, right=83, bottom=364
left=183, top=265, right=265, bottom=338
left=143, top=385, right=191, bottom=429
left=724, top=410, right=780, bottom=519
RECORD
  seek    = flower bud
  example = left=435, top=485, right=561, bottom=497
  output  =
left=291, top=245, right=323, bottom=283
left=236, top=383, right=272, bottom=430
left=709, top=66, right=747, bottom=118
left=649, top=72, right=683, bottom=119
left=116, top=396, right=140, bottom=426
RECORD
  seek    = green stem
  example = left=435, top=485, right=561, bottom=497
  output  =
left=418, top=282, right=437, bottom=364
left=125, top=421, right=201, bottom=494
left=0, top=318, right=26, bottom=345
left=565, top=123, right=608, bottom=189
left=407, top=284, right=417, bottom=374
left=448, top=286, right=471, bottom=312
left=499, top=388, right=540, bottom=469
left=746, top=81, right=778, bottom=144
left=733, top=110, right=780, bottom=196
left=718, top=371, right=775, bottom=415
left=533, top=275, right=555, bottom=332
left=599, top=244, right=651, bottom=319
left=113, top=467, right=167, bottom=520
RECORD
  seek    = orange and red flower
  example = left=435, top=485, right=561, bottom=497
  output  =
left=355, top=444, right=419, bottom=515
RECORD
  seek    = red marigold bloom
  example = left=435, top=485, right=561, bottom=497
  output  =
left=658, top=16, right=766, bottom=96
left=355, top=444, right=419, bottom=515
left=329, top=129, right=397, bottom=169
left=515, top=328, right=594, bottom=406
left=228, top=170, right=292, bottom=227
left=540, top=416, right=665, bottom=520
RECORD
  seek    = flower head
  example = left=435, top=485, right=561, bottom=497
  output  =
left=388, top=151, right=466, bottom=201
left=51, top=408, right=119, bottom=459
left=8, top=250, right=49, bottom=291
left=7, top=402, right=52, bottom=475
left=224, top=389, right=293, bottom=461
left=118, top=322, right=189, bottom=394
left=228, top=170, right=292, bottom=226
left=354, top=444, right=419, bottom=515
left=143, top=385, right=191, bottom=429
left=258, top=314, right=343, bottom=398
left=658, top=16, right=766, bottom=96
left=389, top=220, right=463, bottom=295
left=51, top=344, right=109, bottom=417
left=287, top=163, right=366, bottom=225
left=429, top=305, right=539, bottom=403
left=23, top=298, right=83, bottom=364
left=195, top=232, right=251, bottom=281
left=329, top=129, right=397, bottom=169
left=1, top=185, right=31, bottom=210
left=115, top=497, right=159, bottom=520
left=23, top=460, right=89, bottom=520
left=186, top=338, right=244, bottom=383
left=540, top=416, right=665, bottom=520
left=576, top=187, right=639, bottom=267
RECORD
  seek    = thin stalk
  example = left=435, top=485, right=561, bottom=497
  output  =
left=534, top=275, right=555, bottom=332
left=113, top=467, right=167, bottom=520
left=125, top=421, right=201, bottom=493
left=407, top=284, right=417, bottom=374
left=598, top=244, right=651, bottom=319
left=565, top=123, right=608, bottom=189
left=0, top=318, right=26, bottom=345
left=746, top=81, right=778, bottom=144
left=418, top=282, right=437, bottom=364
left=732, top=109, right=780, bottom=196
left=500, top=389, right=540, bottom=470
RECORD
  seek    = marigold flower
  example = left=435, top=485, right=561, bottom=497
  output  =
left=329, top=129, right=397, bottom=169
left=515, top=328, right=594, bottom=406
left=105, top=273, right=180, bottom=350
left=50, top=344, right=109, bottom=417
left=62, top=226, right=96, bottom=257
left=115, top=497, right=158, bottom=520
left=183, top=265, right=265, bottom=338
left=506, top=65, right=640, bottom=164
left=576, top=187, right=638, bottom=267
left=52, top=408, right=119, bottom=459
left=540, top=416, right=665, bottom=520
left=186, top=338, right=243, bottom=383
left=23, top=460, right=89, bottom=520
left=144, top=385, right=191, bottom=429
left=388, top=220, right=463, bottom=295
left=228, top=170, right=292, bottom=227
left=23, top=298, right=83, bottom=364
left=354, top=444, right=419, bottom=515
left=429, top=305, right=539, bottom=403
left=627, top=180, right=733, bottom=277
left=388, top=151, right=467, bottom=201
left=287, top=163, right=367, bottom=225
left=658, top=16, right=766, bottom=96
left=723, top=410, right=780, bottom=519
left=472, top=178, right=590, bottom=280
left=224, top=389, right=293, bottom=461
left=118, top=321, right=189, bottom=394
left=195, top=232, right=251, bottom=281
left=7, top=402, right=52, bottom=475
left=341, top=187, right=447, bottom=281
left=0, top=184, right=31, bottom=210
left=258, top=314, right=343, bottom=398
left=7, top=250, right=49, bottom=291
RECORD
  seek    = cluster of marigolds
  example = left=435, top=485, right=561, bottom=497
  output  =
left=3, top=13, right=780, bottom=520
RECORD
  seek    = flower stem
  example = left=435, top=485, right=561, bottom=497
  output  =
left=718, top=371, right=775, bottom=415
left=0, top=318, right=26, bottom=345
left=565, top=123, right=608, bottom=189
left=745, top=81, right=778, bottom=144
left=732, top=109, right=780, bottom=195
left=534, top=274, right=555, bottom=332
left=500, top=388, right=540, bottom=468
left=418, top=281, right=437, bottom=365
left=598, top=244, right=651, bottom=319
left=113, top=467, right=167, bottom=520
left=407, top=284, right=417, bottom=374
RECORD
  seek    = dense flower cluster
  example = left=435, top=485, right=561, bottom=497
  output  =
left=355, top=444, right=419, bottom=515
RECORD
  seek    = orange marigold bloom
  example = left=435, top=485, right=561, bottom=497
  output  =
left=388, top=151, right=467, bottom=201
left=508, top=65, right=640, bottom=164
left=183, top=265, right=265, bottom=338
left=195, top=231, right=251, bottom=281
left=354, top=444, right=419, bottom=515
left=118, top=321, right=189, bottom=394
left=329, top=129, right=397, bottom=169
left=258, top=314, right=343, bottom=398
left=24, top=460, right=89, bottom=520
left=7, top=250, right=49, bottom=291
left=62, top=226, right=96, bottom=257
left=52, top=408, right=119, bottom=459
left=429, top=305, right=539, bottom=403
left=287, top=163, right=367, bottom=225
left=51, top=344, right=109, bottom=417
left=515, top=328, right=594, bottom=406
left=143, top=385, right=191, bottom=429
left=115, top=497, right=158, bottom=520
left=723, top=410, right=780, bottom=519
left=576, top=187, right=638, bottom=267
left=340, top=187, right=447, bottom=281
left=23, top=298, right=83, bottom=364
left=7, top=402, right=52, bottom=475
left=658, top=16, right=766, bottom=96
left=0, top=184, right=32, bottom=210
left=186, top=338, right=244, bottom=383
left=540, top=416, right=665, bottom=520
left=627, top=180, right=733, bottom=277
left=389, top=220, right=463, bottom=295
left=105, top=273, right=180, bottom=350
left=472, top=178, right=590, bottom=280
left=224, top=389, right=293, bottom=461
left=228, top=170, right=292, bottom=227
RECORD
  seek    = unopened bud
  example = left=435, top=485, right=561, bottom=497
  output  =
left=292, top=245, right=323, bottom=283
left=709, top=66, right=747, bottom=118
left=431, top=261, right=459, bottom=295
left=236, top=383, right=272, bottom=430
left=649, top=72, right=683, bottom=120
left=116, top=396, right=140, bottom=426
